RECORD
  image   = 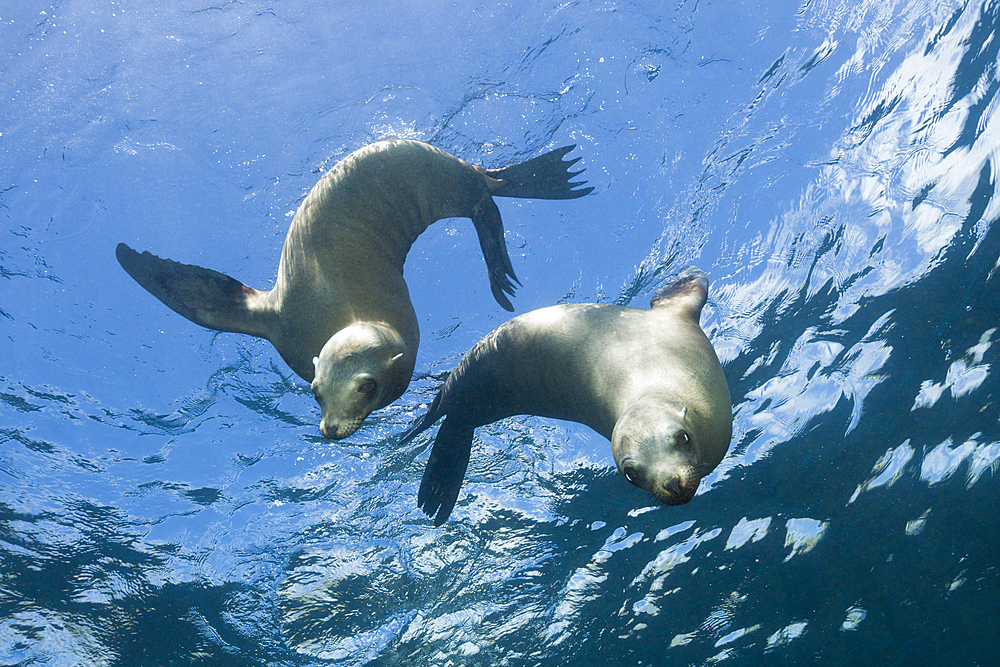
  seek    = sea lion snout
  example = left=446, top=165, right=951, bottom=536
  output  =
left=319, top=415, right=362, bottom=440
left=657, top=474, right=697, bottom=505
left=617, top=456, right=698, bottom=505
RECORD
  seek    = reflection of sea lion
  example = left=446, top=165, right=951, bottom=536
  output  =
left=400, top=266, right=732, bottom=525
left=116, top=138, right=593, bottom=439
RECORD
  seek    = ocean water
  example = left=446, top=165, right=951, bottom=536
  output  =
left=2, top=0, right=998, bottom=665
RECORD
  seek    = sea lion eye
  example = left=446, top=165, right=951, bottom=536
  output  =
left=358, top=379, right=376, bottom=394
left=678, top=430, right=690, bottom=447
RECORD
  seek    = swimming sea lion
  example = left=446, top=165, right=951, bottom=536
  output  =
left=116, top=138, right=593, bottom=439
left=400, top=266, right=732, bottom=525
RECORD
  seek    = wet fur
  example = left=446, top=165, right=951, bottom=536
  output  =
left=401, top=266, right=732, bottom=526
left=117, top=139, right=593, bottom=438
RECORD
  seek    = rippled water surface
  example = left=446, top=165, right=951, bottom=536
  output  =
left=2, top=0, right=998, bottom=665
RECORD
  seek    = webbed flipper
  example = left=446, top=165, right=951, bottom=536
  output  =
left=650, top=266, right=709, bottom=322
left=487, top=145, right=595, bottom=200
left=470, top=197, right=519, bottom=311
left=417, top=417, right=475, bottom=526
left=116, top=242, right=266, bottom=337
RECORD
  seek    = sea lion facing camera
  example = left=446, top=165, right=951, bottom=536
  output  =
left=400, top=266, right=732, bottom=526
left=116, top=138, right=593, bottom=439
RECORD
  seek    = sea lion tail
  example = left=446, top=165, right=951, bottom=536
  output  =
left=486, top=145, right=595, bottom=200
left=115, top=242, right=268, bottom=337
left=417, top=417, right=474, bottom=526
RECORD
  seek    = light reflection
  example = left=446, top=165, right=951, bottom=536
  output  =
left=967, top=441, right=1000, bottom=487
left=543, top=525, right=645, bottom=644
left=670, top=631, right=698, bottom=647
left=765, top=621, right=808, bottom=651
left=783, top=518, right=828, bottom=561
left=654, top=519, right=696, bottom=543
left=632, top=597, right=659, bottom=616
left=715, top=624, right=761, bottom=647
left=841, top=606, right=866, bottom=631
left=914, top=435, right=1000, bottom=490
left=735, top=326, right=891, bottom=469
left=912, top=330, right=993, bottom=409
left=633, top=528, right=723, bottom=589
left=920, top=437, right=977, bottom=484
left=849, top=439, right=915, bottom=502
left=725, top=517, right=772, bottom=551
left=905, top=509, right=930, bottom=536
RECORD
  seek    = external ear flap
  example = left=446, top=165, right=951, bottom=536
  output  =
left=313, top=356, right=320, bottom=368
left=385, top=352, right=405, bottom=371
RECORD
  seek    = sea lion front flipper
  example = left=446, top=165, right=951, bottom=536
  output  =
left=115, top=242, right=267, bottom=337
left=471, top=196, right=519, bottom=312
left=650, top=266, right=709, bottom=321
left=417, top=418, right=474, bottom=526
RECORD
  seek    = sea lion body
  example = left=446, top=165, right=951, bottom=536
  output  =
left=116, top=139, right=592, bottom=438
left=401, top=266, right=732, bottom=525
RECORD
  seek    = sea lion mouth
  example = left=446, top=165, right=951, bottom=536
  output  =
left=320, top=417, right=363, bottom=440
left=654, top=487, right=695, bottom=506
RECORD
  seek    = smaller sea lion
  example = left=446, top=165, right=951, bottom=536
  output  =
left=400, top=266, right=732, bottom=525
left=116, top=139, right=592, bottom=439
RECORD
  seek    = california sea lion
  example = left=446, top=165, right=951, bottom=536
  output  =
left=116, top=138, right=592, bottom=439
left=400, top=266, right=732, bottom=525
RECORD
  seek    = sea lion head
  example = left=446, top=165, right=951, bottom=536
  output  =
left=611, top=398, right=721, bottom=505
left=311, top=323, right=410, bottom=440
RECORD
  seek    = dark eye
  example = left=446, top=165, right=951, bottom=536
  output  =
left=358, top=379, right=376, bottom=394
left=678, top=430, right=690, bottom=447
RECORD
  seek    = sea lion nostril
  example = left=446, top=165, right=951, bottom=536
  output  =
left=664, top=477, right=682, bottom=497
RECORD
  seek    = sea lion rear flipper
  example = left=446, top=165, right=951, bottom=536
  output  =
left=471, top=197, right=519, bottom=312
left=417, top=418, right=474, bottom=526
left=115, top=242, right=267, bottom=337
left=487, top=145, right=595, bottom=200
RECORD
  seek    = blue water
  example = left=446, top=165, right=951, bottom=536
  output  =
left=2, top=0, right=998, bottom=665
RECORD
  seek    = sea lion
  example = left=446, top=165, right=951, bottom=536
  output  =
left=400, top=266, right=732, bottom=525
left=116, top=138, right=593, bottom=439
